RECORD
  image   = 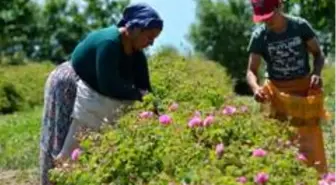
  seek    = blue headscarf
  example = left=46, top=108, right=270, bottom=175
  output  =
left=117, top=3, right=163, bottom=30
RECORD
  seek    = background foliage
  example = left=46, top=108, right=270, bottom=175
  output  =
left=0, top=0, right=129, bottom=63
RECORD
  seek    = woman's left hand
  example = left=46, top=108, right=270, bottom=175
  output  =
left=310, top=74, right=323, bottom=89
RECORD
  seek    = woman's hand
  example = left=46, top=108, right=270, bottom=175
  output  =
left=310, top=74, right=323, bottom=89
left=253, top=87, right=269, bottom=103
left=139, top=89, right=149, bottom=96
left=138, top=89, right=161, bottom=115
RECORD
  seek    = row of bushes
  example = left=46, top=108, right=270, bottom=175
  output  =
left=0, top=62, right=54, bottom=114
left=0, top=54, right=334, bottom=115
left=50, top=53, right=326, bottom=184
left=322, top=63, right=335, bottom=97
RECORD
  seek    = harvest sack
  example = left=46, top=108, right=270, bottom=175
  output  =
left=260, top=75, right=329, bottom=174
left=261, top=76, right=330, bottom=120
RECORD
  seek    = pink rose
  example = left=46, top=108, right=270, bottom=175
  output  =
left=222, top=106, right=237, bottom=115
left=324, top=172, right=335, bottom=183
left=159, top=114, right=172, bottom=125
left=215, top=143, right=224, bottom=157
left=254, top=172, right=269, bottom=184
left=139, top=111, right=153, bottom=119
left=236, top=176, right=247, bottom=184
left=252, top=148, right=267, bottom=157
left=188, top=117, right=202, bottom=128
left=203, top=115, right=214, bottom=127
left=296, top=153, right=307, bottom=161
left=168, top=102, right=179, bottom=111
left=71, top=148, right=82, bottom=161
left=318, top=180, right=329, bottom=185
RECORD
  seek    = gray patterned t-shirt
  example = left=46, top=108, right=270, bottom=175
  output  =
left=247, top=15, right=316, bottom=80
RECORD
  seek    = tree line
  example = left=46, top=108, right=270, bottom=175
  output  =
left=1, top=0, right=129, bottom=63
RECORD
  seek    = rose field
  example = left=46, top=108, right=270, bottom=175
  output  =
left=0, top=52, right=335, bottom=185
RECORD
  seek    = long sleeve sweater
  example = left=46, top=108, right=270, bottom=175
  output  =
left=71, top=25, right=152, bottom=100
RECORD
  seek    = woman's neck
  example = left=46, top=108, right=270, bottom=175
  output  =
left=119, top=27, right=133, bottom=55
left=272, top=13, right=288, bottom=33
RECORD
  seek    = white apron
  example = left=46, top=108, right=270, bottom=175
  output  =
left=59, top=79, right=133, bottom=157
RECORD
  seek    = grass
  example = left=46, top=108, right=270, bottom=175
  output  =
left=0, top=107, right=42, bottom=170
left=0, top=169, right=38, bottom=185
left=0, top=96, right=334, bottom=184
left=0, top=107, right=42, bottom=185
left=323, top=96, right=336, bottom=170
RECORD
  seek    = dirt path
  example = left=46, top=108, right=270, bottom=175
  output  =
left=0, top=169, right=38, bottom=185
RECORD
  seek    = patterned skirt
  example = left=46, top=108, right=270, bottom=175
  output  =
left=39, top=61, right=79, bottom=185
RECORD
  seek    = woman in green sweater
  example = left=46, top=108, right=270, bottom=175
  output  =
left=39, top=3, right=163, bottom=185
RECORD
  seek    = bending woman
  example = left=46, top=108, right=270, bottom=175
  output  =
left=39, top=3, right=163, bottom=185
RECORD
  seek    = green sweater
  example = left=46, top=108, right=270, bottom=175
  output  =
left=71, top=25, right=151, bottom=100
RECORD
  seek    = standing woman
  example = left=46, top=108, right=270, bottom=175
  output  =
left=39, top=3, right=163, bottom=185
left=246, top=0, right=327, bottom=174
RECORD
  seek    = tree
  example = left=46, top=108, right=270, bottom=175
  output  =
left=0, top=0, right=41, bottom=61
left=1, top=0, right=129, bottom=63
left=284, top=0, right=335, bottom=57
left=37, top=0, right=130, bottom=62
left=188, top=0, right=254, bottom=94
left=152, top=45, right=181, bottom=57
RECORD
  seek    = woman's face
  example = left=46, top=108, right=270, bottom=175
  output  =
left=263, top=13, right=277, bottom=29
left=131, top=28, right=162, bottom=50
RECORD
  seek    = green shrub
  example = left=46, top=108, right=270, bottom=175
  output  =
left=322, top=64, right=335, bottom=96
left=50, top=54, right=324, bottom=185
left=148, top=53, right=233, bottom=109
left=0, top=53, right=28, bottom=65
left=323, top=96, right=336, bottom=171
left=0, top=62, right=54, bottom=114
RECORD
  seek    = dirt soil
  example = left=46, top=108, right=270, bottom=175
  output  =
left=0, top=169, right=38, bottom=185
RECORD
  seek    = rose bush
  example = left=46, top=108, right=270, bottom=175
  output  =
left=50, top=53, right=333, bottom=185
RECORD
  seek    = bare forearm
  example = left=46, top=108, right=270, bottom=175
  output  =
left=312, top=53, right=325, bottom=76
left=306, top=37, right=325, bottom=76
left=246, top=53, right=262, bottom=93
left=246, top=70, right=260, bottom=93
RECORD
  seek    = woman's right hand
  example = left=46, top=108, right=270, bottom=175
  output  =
left=139, top=89, right=148, bottom=96
left=253, top=87, right=269, bottom=103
